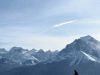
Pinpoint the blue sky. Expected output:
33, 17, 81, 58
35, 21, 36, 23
0, 0, 100, 51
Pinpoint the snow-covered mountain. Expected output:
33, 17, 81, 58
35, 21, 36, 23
1, 35, 100, 75
58, 35, 100, 65
0, 47, 58, 66
5, 47, 39, 65
0, 35, 100, 66
29, 49, 58, 63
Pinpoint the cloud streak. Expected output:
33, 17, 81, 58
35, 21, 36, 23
53, 20, 77, 28
39, 20, 77, 34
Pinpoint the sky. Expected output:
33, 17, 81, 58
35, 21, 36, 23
0, 0, 100, 51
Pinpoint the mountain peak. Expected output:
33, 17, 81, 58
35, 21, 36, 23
78, 35, 99, 44
59, 35, 100, 58
80, 35, 94, 41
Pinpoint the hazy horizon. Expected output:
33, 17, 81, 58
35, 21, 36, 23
0, 0, 100, 51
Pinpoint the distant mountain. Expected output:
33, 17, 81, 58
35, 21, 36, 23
29, 49, 58, 63
0, 47, 58, 66
0, 48, 7, 59
1, 35, 100, 75
5, 47, 39, 65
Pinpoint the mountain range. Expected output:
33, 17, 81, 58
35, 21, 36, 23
0, 35, 100, 75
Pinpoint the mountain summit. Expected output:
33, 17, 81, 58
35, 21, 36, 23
60, 35, 100, 54
58, 35, 100, 65
79, 35, 99, 43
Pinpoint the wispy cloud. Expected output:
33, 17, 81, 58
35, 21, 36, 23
53, 20, 77, 28
38, 20, 77, 34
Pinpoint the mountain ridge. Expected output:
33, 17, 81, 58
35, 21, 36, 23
0, 35, 100, 75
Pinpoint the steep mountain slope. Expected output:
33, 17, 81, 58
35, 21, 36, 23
58, 35, 100, 65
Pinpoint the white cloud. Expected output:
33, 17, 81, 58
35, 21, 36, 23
53, 20, 77, 28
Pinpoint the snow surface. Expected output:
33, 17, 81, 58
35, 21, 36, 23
81, 51, 97, 62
